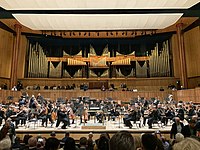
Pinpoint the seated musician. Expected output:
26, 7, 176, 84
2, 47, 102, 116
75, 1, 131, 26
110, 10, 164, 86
56, 104, 70, 129
123, 105, 141, 128
165, 107, 175, 125
66, 103, 75, 124
147, 105, 160, 129
5, 106, 15, 120
0, 105, 6, 126
177, 104, 185, 121
157, 104, 166, 125
16, 105, 27, 127
108, 104, 120, 121
37, 104, 47, 127
187, 105, 196, 120
143, 108, 151, 126
96, 110, 104, 123
45, 102, 55, 127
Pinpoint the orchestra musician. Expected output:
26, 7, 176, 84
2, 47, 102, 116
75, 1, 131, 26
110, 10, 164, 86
123, 104, 141, 128
77, 101, 84, 124
56, 104, 70, 129
147, 105, 160, 129
0, 105, 6, 126
38, 104, 48, 127
66, 103, 75, 124
83, 103, 89, 123
45, 102, 55, 127
28, 95, 39, 119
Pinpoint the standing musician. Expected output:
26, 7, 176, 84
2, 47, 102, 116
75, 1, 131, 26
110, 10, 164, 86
56, 104, 70, 129
77, 101, 84, 124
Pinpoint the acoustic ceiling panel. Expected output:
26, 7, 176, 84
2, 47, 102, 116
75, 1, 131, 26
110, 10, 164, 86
13, 14, 183, 30
0, 0, 199, 10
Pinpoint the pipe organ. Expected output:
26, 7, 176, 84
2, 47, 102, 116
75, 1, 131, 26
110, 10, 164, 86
26, 38, 172, 78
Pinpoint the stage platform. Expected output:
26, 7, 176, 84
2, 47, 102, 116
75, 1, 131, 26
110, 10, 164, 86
13, 119, 172, 141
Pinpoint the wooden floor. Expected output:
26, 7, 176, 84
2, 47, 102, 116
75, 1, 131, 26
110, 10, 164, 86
11, 118, 172, 140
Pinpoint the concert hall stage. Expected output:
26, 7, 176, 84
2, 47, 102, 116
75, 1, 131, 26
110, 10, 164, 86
15, 119, 172, 140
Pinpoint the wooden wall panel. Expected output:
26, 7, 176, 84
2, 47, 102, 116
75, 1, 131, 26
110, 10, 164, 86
188, 76, 200, 89
184, 26, 200, 78
1, 88, 200, 104
0, 28, 14, 78
19, 77, 178, 91
176, 89, 196, 103
171, 34, 180, 78
17, 35, 28, 78
0, 77, 10, 88
0, 90, 172, 103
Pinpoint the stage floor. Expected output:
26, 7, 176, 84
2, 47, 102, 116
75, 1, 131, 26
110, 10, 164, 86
11, 118, 172, 140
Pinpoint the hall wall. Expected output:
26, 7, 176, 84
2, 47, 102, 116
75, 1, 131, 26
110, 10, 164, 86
0, 28, 14, 79
184, 26, 200, 88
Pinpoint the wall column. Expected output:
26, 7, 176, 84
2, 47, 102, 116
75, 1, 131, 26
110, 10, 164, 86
176, 23, 188, 88
10, 24, 21, 88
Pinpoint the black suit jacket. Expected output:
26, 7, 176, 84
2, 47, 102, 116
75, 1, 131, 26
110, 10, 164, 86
170, 122, 184, 139
181, 125, 196, 138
